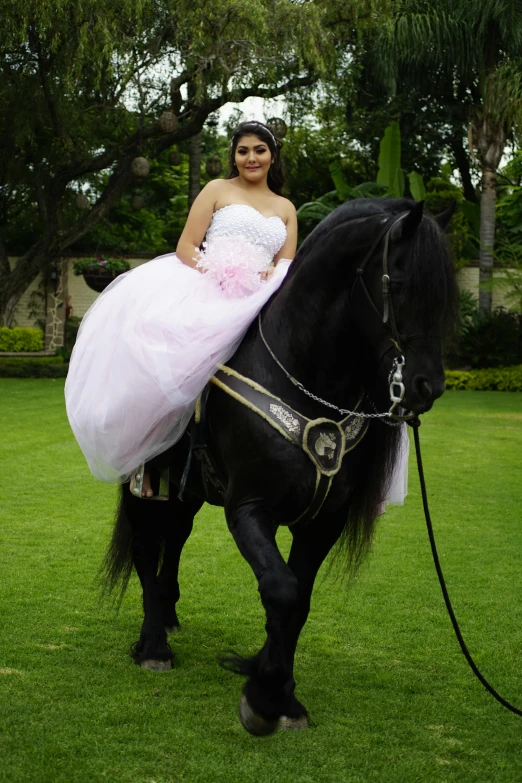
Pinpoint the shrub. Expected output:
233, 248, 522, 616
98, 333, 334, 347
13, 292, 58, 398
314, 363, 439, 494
64, 315, 82, 356
445, 365, 522, 392
0, 356, 67, 378
0, 327, 44, 352
454, 301, 522, 368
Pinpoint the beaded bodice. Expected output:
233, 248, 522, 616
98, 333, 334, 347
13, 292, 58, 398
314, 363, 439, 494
205, 204, 287, 265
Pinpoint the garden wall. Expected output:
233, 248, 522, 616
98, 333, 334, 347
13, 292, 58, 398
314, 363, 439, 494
10, 255, 154, 329
456, 262, 512, 310
6, 257, 517, 346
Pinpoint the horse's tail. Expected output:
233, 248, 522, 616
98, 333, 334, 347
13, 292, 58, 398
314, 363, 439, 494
100, 488, 134, 599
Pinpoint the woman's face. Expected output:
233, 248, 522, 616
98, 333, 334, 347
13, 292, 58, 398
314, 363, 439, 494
234, 134, 272, 183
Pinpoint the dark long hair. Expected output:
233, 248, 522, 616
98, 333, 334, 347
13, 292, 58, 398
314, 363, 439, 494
226, 120, 286, 195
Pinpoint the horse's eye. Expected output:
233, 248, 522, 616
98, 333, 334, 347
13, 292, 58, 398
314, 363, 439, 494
390, 277, 404, 292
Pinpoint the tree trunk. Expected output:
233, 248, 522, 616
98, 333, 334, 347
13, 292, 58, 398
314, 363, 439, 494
0, 248, 43, 327
478, 168, 497, 312
1, 294, 21, 328
474, 112, 506, 313
450, 136, 478, 203
188, 131, 202, 209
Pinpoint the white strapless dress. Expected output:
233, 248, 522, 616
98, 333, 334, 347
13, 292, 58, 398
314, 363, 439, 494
65, 205, 291, 483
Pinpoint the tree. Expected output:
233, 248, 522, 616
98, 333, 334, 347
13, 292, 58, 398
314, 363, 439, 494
0, 0, 330, 325
375, 0, 522, 310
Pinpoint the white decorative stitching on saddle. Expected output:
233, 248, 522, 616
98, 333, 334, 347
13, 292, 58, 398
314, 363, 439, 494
269, 404, 301, 435
314, 432, 337, 460
344, 417, 364, 441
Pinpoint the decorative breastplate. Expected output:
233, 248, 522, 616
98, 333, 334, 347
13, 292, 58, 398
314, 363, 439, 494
211, 366, 369, 523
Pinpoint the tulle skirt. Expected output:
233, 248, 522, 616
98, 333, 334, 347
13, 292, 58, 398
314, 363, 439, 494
65, 253, 291, 483
375, 424, 409, 514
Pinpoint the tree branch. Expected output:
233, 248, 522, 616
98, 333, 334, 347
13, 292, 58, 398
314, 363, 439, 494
0, 230, 10, 280
219, 73, 316, 108
29, 27, 67, 144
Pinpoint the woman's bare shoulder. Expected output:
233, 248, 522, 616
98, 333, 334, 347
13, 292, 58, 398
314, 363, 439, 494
275, 196, 297, 222
203, 179, 231, 195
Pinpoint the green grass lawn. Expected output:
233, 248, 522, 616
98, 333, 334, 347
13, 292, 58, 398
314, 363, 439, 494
1, 380, 521, 783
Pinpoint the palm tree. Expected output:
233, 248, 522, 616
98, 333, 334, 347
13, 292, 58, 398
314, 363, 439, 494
376, 0, 522, 310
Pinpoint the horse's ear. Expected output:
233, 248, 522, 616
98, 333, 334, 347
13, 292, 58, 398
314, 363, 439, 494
391, 201, 424, 242
434, 201, 457, 231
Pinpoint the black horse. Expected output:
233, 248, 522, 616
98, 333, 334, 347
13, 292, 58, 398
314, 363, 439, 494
103, 198, 458, 736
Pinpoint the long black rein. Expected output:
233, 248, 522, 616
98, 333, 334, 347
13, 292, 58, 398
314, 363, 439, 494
411, 417, 522, 718
357, 214, 522, 717
264, 210, 522, 718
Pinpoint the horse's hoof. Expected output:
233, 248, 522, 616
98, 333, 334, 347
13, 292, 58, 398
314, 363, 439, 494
239, 694, 278, 737
140, 659, 172, 672
164, 625, 179, 635
278, 714, 308, 730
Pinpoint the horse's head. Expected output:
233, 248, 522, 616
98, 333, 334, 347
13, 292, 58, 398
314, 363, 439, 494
267, 198, 458, 419
348, 200, 458, 415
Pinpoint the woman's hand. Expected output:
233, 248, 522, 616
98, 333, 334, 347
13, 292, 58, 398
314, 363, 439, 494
260, 267, 275, 282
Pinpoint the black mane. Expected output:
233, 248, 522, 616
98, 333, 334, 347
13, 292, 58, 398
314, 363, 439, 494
288, 198, 458, 336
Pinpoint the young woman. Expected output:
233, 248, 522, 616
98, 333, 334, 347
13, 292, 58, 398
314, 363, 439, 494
65, 121, 297, 495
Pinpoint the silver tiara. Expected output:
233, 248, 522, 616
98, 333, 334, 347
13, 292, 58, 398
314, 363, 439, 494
233, 122, 277, 146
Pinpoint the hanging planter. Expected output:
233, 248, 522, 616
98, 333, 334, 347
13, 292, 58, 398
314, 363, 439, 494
75, 194, 90, 210
168, 149, 181, 166
72, 256, 131, 293
267, 117, 287, 139
158, 111, 178, 134
130, 194, 145, 211
131, 156, 150, 178
205, 156, 223, 177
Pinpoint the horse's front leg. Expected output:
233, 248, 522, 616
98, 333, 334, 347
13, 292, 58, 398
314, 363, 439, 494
227, 505, 347, 735
224, 500, 303, 735
279, 511, 347, 724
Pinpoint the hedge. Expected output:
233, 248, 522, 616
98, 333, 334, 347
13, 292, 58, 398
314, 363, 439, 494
445, 365, 522, 392
0, 327, 44, 352
0, 356, 67, 378
1, 356, 521, 388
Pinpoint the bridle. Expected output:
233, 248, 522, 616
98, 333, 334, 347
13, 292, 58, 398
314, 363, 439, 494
351, 211, 407, 355
259, 210, 419, 422
349, 210, 415, 420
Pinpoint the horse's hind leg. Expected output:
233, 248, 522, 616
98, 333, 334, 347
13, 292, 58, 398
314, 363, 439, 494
122, 489, 202, 670
156, 496, 201, 633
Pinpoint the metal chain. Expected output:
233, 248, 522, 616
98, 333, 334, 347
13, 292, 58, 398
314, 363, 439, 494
292, 380, 394, 419
258, 314, 404, 422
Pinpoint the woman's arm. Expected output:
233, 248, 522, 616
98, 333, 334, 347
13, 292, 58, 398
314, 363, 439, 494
273, 202, 298, 265
175, 181, 222, 267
